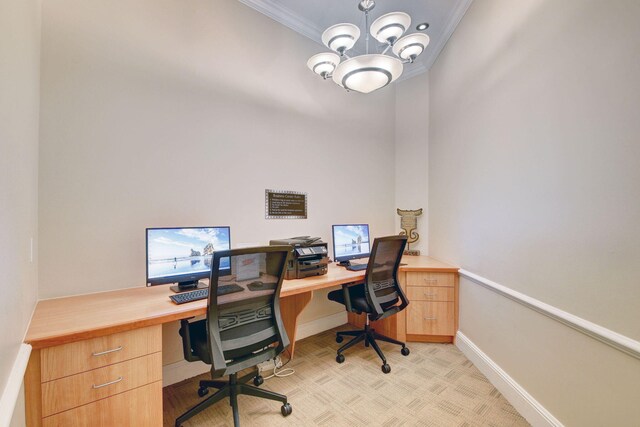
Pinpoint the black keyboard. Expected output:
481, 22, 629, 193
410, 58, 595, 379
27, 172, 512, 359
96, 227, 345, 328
169, 284, 244, 305
346, 263, 367, 271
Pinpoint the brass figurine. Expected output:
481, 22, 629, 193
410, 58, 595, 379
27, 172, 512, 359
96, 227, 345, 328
397, 208, 423, 255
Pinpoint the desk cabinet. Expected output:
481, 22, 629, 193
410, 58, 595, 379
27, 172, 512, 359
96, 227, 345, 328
26, 325, 163, 427
348, 270, 459, 343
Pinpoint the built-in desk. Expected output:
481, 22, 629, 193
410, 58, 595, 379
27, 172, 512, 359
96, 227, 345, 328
24, 256, 458, 426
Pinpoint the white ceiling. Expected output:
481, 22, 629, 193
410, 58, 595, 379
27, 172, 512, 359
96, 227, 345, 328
238, 0, 473, 80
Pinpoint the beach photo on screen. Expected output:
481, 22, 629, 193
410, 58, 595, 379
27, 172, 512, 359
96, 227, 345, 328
147, 228, 230, 279
334, 225, 370, 257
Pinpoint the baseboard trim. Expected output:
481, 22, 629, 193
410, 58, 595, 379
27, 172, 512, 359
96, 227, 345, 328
163, 360, 210, 387
296, 311, 347, 341
162, 312, 348, 386
456, 332, 563, 427
459, 269, 640, 361
0, 343, 32, 427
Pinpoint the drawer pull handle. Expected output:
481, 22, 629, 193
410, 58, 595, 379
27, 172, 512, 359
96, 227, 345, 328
423, 316, 437, 321
92, 376, 123, 389
423, 279, 438, 284
423, 292, 437, 297
92, 346, 123, 357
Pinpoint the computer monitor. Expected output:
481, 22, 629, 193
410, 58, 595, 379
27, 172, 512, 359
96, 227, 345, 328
332, 224, 371, 266
146, 226, 231, 292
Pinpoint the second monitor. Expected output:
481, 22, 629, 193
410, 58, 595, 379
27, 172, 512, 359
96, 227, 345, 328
332, 224, 371, 267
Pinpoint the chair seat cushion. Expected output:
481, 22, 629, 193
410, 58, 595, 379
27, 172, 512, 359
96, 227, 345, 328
328, 284, 400, 314
328, 284, 371, 313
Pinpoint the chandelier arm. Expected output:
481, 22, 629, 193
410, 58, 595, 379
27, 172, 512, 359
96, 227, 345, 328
381, 43, 392, 55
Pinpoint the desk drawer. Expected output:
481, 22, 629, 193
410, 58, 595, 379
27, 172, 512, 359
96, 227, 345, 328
42, 381, 162, 427
406, 301, 455, 336
42, 352, 162, 417
406, 272, 455, 288
406, 286, 454, 302
41, 325, 161, 382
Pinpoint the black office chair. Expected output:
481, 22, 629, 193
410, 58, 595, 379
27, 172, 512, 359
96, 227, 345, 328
328, 235, 410, 373
175, 246, 293, 427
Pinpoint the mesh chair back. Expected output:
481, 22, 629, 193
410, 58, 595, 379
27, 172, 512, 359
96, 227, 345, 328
206, 246, 290, 376
364, 236, 408, 319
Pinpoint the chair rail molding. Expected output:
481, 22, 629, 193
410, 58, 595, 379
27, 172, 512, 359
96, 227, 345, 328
459, 269, 640, 360
0, 344, 32, 427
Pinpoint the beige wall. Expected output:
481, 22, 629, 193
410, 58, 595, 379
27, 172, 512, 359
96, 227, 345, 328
38, 0, 396, 363
429, 0, 640, 425
0, 0, 40, 419
395, 73, 429, 253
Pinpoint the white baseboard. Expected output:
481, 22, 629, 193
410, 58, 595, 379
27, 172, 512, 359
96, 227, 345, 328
296, 311, 347, 341
455, 332, 563, 427
162, 312, 348, 387
163, 360, 210, 387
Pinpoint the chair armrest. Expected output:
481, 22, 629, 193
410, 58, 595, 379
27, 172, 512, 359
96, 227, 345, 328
179, 318, 200, 362
395, 276, 410, 311
341, 281, 362, 313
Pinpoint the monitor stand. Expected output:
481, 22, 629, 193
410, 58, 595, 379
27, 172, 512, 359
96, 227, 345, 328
337, 260, 351, 267
170, 280, 208, 294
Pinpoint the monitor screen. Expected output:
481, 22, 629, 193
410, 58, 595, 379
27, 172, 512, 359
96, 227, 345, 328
332, 224, 371, 262
146, 226, 231, 285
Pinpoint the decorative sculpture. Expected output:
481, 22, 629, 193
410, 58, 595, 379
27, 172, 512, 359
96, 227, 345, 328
397, 208, 423, 255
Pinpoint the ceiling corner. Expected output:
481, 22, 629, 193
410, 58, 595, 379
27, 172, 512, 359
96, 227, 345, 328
237, 0, 324, 42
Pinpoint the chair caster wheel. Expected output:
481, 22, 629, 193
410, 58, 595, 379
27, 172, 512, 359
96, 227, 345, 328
336, 354, 345, 364
253, 375, 264, 386
381, 363, 391, 374
197, 386, 209, 397
281, 403, 293, 416
401, 347, 410, 356
336, 335, 344, 343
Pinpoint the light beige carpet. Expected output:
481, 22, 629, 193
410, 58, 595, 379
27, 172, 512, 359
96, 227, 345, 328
163, 326, 530, 426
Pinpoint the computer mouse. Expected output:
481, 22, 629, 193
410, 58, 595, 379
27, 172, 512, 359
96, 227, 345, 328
248, 281, 277, 291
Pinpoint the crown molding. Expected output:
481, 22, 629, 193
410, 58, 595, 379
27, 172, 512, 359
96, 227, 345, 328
398, 62, 429, 82
237, 0, 323, 42
423, 0, 473, 70
238, 0, 474, 78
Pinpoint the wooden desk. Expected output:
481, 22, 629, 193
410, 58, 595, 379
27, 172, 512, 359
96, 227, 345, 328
24, 256, 457, 426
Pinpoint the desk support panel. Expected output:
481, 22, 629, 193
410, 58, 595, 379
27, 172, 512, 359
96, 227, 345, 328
280, 292, 313, 359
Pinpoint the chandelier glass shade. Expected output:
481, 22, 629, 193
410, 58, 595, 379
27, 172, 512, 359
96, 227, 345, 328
307, 52, 341, 78
392, 33, 430, 62
321, 23, 361, 54
332, 54, 403, 93
307, 0, 430, 94
370, 12, 411, 45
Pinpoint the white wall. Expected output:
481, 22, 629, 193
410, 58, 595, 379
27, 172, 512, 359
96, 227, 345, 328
395, 73, 429, 253
38, 0, 396, 364
0, 0, 40, 422
429, 0, 640, 425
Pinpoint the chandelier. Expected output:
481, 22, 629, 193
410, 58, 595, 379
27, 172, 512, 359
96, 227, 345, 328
307, 0, 430, 94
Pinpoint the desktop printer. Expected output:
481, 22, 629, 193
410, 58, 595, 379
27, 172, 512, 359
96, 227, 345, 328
269, 236, 329, 280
